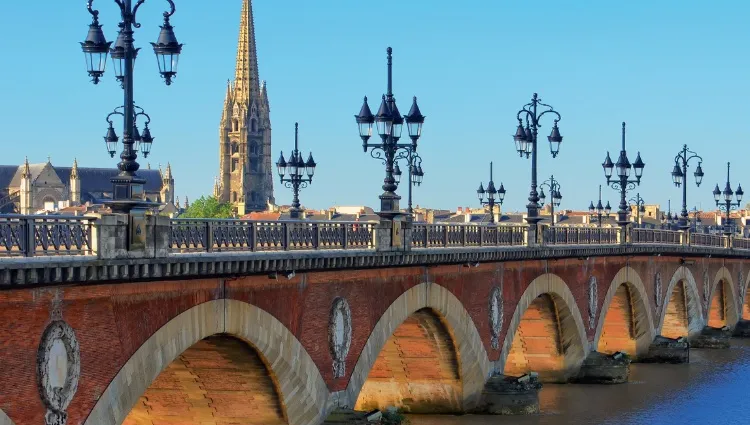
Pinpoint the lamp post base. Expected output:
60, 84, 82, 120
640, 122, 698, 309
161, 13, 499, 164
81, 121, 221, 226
108, 174, 159, 214
376, 192, 403, 220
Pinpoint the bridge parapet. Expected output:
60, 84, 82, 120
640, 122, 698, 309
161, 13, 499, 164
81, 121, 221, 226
4, 215, 750, 287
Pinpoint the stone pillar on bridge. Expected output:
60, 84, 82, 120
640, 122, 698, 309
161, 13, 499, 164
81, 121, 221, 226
374, 216, 413, 252
91, 213, 171, 260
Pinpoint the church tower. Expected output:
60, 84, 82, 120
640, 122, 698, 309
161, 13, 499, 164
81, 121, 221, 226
70, 158, 81, 206
219, 0, 274, 215
20, 158, 32, 215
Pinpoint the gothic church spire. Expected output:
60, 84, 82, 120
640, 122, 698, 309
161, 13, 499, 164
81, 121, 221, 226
233, 0, 260, 106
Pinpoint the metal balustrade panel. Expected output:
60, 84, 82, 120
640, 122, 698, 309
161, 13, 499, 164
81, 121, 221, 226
0, 215, 93, 257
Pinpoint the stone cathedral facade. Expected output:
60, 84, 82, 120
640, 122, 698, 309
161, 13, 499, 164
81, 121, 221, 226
215, 0, 274, 215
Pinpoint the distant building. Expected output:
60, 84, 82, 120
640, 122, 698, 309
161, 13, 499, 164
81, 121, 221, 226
216, 0, 274, 215
0, 158, 175, 214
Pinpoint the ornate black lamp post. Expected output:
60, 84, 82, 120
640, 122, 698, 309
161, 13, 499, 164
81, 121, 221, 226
689, 206, 702, 231
81, 0, 182, 212
713, 162, 743, 236
477, 162, 506, 224
539, 175, 562, 226
671, 144, 704, 230
355, 47, 425, 220
602, 122, 645, 228
589, 185, 611, 227
629, 192, 646, 226
512, 93, 563, 226
276, 123, 316, 219
394, 152, 424, 215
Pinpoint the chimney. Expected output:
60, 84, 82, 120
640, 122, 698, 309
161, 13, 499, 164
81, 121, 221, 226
326, 207, 336, 220
465, 213, 472, 223
457, 207, 463, 214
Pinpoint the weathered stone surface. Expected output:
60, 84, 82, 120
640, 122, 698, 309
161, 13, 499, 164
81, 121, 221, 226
639, 336, 689, 364
472, 373, 542, 415
691, 326, 732, 349
733, 320, 750, 337
572, 351, 631, 384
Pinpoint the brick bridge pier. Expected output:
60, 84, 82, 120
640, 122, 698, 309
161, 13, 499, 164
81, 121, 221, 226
1, 214, 750, 424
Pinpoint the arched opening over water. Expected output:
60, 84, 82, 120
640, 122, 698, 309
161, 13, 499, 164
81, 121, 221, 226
123, 335, 287, 425
662, 279, 701, 339
503, 292, 586, 383
597, 283, 652, 357
354, 308, 463, 414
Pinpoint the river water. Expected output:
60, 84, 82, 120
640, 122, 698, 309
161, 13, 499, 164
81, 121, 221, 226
409, 338, 750, 425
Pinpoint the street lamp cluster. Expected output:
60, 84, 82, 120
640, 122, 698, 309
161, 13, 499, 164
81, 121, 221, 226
713, 162, 744, 235
629, 193, 646, 225
513, 93, 563, 226
81, 0, 182, 212
276, 123, 317, 219
477, 162, 506, 223
671, 144, 704, 230
589, 185, 612, 227
602, 122, 645, 228
539, 175, 562, 224
355, 47, 425, 220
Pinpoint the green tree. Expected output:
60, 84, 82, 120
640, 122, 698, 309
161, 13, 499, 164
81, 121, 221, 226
180, 196, 234, 218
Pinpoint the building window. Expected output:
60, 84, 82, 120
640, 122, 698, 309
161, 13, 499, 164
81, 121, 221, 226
231, 142, 239, 155
249, 141, 259, 155
233, 119, 239, 132
231, 158, 239, 172
251, 191, 259, 203
232, 192, 237, 202
250, 158, 259, 173
251, 119, 257, 133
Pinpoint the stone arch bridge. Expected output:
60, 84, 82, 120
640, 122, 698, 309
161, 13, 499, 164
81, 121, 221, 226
1, 216, 750, 424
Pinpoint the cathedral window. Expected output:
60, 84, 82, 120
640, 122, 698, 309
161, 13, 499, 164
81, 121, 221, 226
232, 192, 237, 202
250, 158, 259, 173
249, 142, 259, 155
251, 119, 257, 133
251, 191, 259, 203
231, 142, 239, 155
231, 158, 239, 172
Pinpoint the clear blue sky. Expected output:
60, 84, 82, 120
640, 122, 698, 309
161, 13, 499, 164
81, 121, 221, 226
1, 1, 749, 213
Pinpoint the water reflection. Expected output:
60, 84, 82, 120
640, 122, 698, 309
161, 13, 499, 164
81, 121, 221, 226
409, 339, 750, 425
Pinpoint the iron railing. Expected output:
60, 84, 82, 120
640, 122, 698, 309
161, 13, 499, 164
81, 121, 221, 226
6, 214, 750, 258
733, 237, 750, 250
170, 219, 376, 253
543, 226, 619, 245
630, 228, 682, 245
411, 224, 527, 248
690, 233, 726, 248
0, 215, 94, 257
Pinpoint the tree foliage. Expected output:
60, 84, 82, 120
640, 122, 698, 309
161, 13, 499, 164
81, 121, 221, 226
180, 196, 233, 219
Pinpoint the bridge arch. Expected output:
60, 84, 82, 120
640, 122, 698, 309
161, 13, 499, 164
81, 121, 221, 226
0, 410, 15, 425
84, 299, 329, 425
707, 267, 739, 328
658, 266, 704, 338
345, 282, 490, 412
593, 267, 655, 358
499, 273, 588, 383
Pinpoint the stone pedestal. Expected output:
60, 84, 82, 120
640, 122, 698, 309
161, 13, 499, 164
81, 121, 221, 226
572, 351, 631, 384
733, 320, 750, 337
92, 213, 171, 260
639, 336, 689, 363
472, 373, 542, 415
691, 326, 732, 349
